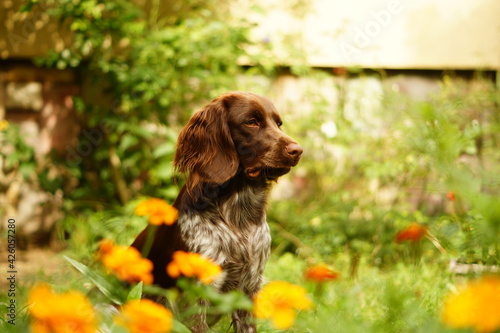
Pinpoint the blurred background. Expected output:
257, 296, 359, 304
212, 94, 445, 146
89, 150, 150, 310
0, 0, 499, 331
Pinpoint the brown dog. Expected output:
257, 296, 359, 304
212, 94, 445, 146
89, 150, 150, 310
132, 91, 303, 332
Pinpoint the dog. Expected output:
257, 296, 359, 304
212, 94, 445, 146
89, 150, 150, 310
131, 91, 303, 332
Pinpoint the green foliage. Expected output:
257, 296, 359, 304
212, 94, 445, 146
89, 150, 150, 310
0, 123, 37, 182
268, 261, 455, 333
65, 256, 129, 304
25, 0, 273, 209
58, 255, 252, 332
58, 199, 148, 261
268, 72, 500, 274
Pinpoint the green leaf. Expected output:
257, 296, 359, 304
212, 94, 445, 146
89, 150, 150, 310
38, 170, 64, 194
19, 3, 34, 13
153, 142, 175, 158
156, 186, 179, 201
64, 256, 125, 305
119, 134, 139, 152
172, 319, 192, 333
142, 284, 170, 297
127, 281, 143, 301
130, 125, 154, 139
5, 152, 20, 169
152, 160, 174, 180
73, 96, 86, 112
19, 162, 35, 180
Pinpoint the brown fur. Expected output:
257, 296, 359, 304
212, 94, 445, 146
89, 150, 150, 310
131, 91, 302, 333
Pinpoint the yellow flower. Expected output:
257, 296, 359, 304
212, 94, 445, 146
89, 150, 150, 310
0, 119, 8, 131
254, 281, 313, 330
441, 275, 500, 333
135, 198, 178, 225
28, 283, 97, 333
115, 299, 173, 333
99, 240, 154, 285
166, 251, 222, 284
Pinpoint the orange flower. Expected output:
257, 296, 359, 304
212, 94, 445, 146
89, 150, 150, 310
395, 223, 427, 243
99, 239, 115, 255
99, 240, 154, 285
166, 251, 222, 284
115, 299, 173, 333
441, 275, 500, 333
304, 264, 339, 282
28, 283, 97, 333
447, 191, 456, 201
135, 198, 178, 225
254, 281, 313, 330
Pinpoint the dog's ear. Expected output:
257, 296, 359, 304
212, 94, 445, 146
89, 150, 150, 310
174, 95, 238, 192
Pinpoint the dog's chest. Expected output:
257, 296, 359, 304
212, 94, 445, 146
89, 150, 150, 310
179, 190, 271, 293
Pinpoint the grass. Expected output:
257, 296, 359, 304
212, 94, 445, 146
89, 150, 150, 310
0, 235, 475, 333
260, 253, 458, 333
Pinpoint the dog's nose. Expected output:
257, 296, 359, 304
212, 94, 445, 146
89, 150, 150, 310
285, 142, 303, 157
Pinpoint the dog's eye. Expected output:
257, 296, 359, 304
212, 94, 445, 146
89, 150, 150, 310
277, 121, 283, 127
246, 119, 259, 127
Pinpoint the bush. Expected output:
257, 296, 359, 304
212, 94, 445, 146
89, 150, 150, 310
23, 0, 274, 209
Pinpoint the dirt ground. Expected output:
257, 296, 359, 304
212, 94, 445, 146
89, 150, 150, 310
1, 247, 65, 290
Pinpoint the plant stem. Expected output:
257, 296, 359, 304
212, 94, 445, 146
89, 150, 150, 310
141, 225, 158, 258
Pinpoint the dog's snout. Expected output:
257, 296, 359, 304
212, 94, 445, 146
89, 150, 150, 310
285, 142, 303, 157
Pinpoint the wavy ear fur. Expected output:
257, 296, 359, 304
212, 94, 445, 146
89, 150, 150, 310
174, 96, 238, 192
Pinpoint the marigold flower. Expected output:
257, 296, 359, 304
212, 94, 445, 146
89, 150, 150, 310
115, 299, 173, 333
441, 275, 500, 333
254, 281, 313, 329
99, 240, 154, 285
135, 198, 178, 225
304, 264, 339, 282
166, 251, 222, 284
395, 223, 427, 243
28, 283, 97, 333
447, 191, 456, 201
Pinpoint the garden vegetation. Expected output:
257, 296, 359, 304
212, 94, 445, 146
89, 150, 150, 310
1, 0, 499, 332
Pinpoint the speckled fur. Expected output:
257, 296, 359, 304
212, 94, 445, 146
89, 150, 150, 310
180, 178, 272, 296
132, 92, 302, 333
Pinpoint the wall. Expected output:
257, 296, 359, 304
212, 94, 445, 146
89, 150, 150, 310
242, 0, 500, 69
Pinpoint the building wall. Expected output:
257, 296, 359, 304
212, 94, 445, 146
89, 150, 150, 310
0, 64, 78, 246
244, 0, 500, 69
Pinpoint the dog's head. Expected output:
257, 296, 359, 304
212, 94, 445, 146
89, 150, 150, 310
174, 91, 302, 192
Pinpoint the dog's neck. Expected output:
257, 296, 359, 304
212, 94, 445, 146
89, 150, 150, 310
175, 171, 271, 226
218, 175, 270, 227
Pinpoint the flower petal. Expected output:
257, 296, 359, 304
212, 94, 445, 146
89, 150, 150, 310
271, 307, 296, 330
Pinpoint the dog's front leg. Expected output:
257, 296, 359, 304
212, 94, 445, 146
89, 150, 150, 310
191, 316, 209, 333
232, 309, 257, 333
188, 299, 210, 333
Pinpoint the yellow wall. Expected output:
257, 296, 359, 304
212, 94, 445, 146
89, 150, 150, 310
243, 0, 500, 69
